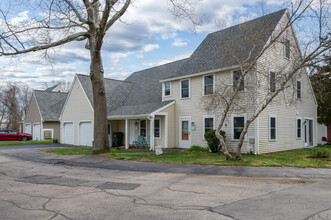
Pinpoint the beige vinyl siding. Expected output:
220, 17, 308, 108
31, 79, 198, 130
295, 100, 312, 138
43, 122, 60, 140
256, 14, 317, 153
164, 70, 255, 152
60, 76, 94, 145
24, 95, 42, 136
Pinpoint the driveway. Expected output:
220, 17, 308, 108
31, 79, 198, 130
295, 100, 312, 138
0, 144, 330, 219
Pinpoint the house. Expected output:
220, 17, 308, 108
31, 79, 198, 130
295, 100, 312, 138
58, 9, 317, 153
45, 84, 64, 93
24, 90, 67, 140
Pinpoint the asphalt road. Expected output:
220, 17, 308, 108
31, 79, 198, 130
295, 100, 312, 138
0, 144, 330, 220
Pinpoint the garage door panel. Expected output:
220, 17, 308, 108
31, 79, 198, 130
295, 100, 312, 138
63, 123, 74, 145
79, 122, 93, 146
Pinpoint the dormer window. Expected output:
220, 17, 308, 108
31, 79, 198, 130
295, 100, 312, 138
164, 82, 171, 97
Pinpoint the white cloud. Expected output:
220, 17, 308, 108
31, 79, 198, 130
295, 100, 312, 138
142, 51, 191, 67
172, 38, 187, 47
109, 52, 131, 65
136, 54, 144, 59
142, 44, 160, 53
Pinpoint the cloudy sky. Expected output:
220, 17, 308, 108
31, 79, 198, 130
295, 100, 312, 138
0, 0, 283, 90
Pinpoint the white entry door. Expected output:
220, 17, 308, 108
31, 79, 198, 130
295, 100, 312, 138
179, 117, 191, 148
129, 120, 136, 145
25, 124, 31, 135
63, 122, 74, 145
79, 122, 93, 146
33, 123, 41, 140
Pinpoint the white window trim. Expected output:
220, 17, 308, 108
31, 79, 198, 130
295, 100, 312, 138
269, 114, 277, 141
139, 120, 147, 137
296, 79, 302, 99
296, 117, 302, 140
163, 82, 172, 98
231, 114, 247, 141
43, 128, 54, 139
154, 118, 161, 139
232, 70, 246, 92
180, 78, 191, 99
269, 70, 277, 93
202, 74, 215, 96
203, 115, 215, 139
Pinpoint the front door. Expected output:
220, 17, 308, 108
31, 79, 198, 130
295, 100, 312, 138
304, 119, 314, 147
179, 117, 191, 148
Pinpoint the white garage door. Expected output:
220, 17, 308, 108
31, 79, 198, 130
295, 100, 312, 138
79, 122, 93, 146
33, 123, 41, 140
63, 122, 74, 145
25, 124, 31, 135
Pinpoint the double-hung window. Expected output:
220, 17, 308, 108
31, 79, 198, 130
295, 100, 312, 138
233, 70, 244, 91
232, 115, 245, 140
204, 116, 214, 134
164, 82, 171, 97
296, 80, 301, 99
269, 71, 276, 93
140, 120, 146, 137
154, 119, 161, 138
181, 79, 190, 98
204, 75, 214, 95
269, 115, 277, 141
296, 118, 302, 139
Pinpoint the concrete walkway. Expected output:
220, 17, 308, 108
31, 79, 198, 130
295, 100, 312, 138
1, 144, 331, 179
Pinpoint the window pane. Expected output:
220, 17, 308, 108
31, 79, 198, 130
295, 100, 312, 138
204, 118, 214, 133
182, 121, 189, 140
233, 116, 244, 140
154, 119, 160, 138
270, 117, 276, 140
164, 83, 171, 96
204, 75, 214, 95
233, 70, 244, 91
297, 81, 301, 99
297, 119, 301, 138
285, 39, 290, 59
270, 72, 276, 93
181, 80, 189, 98
140, 120, 146, 137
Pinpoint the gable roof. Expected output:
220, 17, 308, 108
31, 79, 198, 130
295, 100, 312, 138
166, 9, 286, 79
45, 85, 59, 91
34, 90, 68, 121
77, 74, 133, 115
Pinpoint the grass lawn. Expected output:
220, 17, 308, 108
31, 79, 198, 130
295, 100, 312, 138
41, 148, 150, 155
41, 145, 331, 168
0, 140, 53, 146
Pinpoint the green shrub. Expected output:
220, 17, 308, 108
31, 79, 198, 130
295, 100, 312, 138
204, 130, 226, 153
310, 148, 330, 158
189, 145, 208, 152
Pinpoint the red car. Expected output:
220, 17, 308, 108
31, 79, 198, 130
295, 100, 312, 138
0, 130, 32, 141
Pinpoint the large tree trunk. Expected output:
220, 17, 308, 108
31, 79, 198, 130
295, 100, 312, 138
90, 50, 110, 154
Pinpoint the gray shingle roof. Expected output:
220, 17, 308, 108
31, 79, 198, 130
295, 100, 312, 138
167, 9, 286, 78
34, 90, 68, 121
77, 74, 133, 115
45, 85, 59, 91
76, 10, 286, 117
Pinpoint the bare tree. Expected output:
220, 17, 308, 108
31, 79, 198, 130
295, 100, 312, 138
0, 0, 198, 153
203, 0, 330, 160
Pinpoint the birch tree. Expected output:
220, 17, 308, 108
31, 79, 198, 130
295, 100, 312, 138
203, 0, 330, 160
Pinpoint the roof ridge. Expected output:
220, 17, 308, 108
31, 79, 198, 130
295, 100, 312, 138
34, 89, 67, 94
76, 73, 131, 83
130, 58, 189, 75
208, 9, 286, 37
